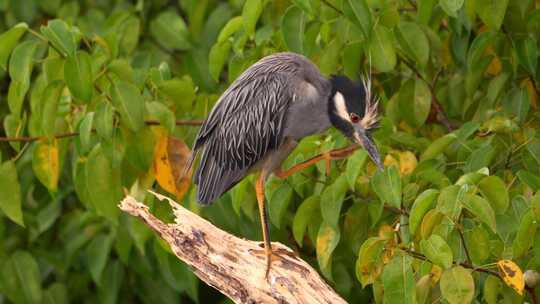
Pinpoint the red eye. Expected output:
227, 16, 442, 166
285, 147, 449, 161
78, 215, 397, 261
350, 113, 360, 123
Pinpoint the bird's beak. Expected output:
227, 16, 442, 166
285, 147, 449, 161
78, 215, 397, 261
353, 127, 383, 171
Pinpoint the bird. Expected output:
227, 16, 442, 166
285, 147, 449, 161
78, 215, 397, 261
188, 52, 383, 277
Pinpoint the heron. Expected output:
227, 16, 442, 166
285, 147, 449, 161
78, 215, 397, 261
188, 52, 383, 277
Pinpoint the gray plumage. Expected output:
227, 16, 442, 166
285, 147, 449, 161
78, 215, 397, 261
191, 52, 333, 204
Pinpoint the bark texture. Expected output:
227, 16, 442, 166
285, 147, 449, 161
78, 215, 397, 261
118, 191, 347, 304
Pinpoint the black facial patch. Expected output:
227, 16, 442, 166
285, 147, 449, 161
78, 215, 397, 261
329, 75, 367, 117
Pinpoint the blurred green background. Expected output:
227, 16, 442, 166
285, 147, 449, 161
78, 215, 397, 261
0, 0, 540, 303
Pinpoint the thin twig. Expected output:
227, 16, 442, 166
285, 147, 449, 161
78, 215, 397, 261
457, 225, 473, 265
27, 28, 66, 57
319, 0, 343, 14
401, 57, 454, 131
401, 247, 501, 279
527, 286, 538, 304
0, 120, 204, 142
405, 0, 417, 9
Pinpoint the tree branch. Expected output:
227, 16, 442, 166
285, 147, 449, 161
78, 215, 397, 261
118, 192, 347, 304
401, 247, 501, 279
0, 120, 204, 142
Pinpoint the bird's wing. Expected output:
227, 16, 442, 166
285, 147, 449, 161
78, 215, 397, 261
193, 72, 296, 204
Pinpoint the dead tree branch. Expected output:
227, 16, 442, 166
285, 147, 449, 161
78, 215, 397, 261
118, 191, 347, 304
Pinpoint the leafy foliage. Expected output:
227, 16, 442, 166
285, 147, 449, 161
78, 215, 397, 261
0, 0, 539, 303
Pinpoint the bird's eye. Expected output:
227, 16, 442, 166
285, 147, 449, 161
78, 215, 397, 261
350, 113, 360, 123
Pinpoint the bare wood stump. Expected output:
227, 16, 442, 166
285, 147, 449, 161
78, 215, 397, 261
118, 191, 347, 304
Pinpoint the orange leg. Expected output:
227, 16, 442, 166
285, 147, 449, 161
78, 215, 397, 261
256, 170, 273, 278
275, 145, 359, 179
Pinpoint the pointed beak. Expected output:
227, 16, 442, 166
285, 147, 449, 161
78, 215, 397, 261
353, 127, 383, 171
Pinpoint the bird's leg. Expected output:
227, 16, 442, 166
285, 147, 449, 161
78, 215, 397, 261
256, 170, 273, 278
274, 145, 359, 179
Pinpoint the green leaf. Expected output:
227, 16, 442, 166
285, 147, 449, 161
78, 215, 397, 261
217, 16, 244, 43
415, 274, 431, 304
8, 40, 38, 116
79, 112, 94, 153
293, 195, 320, 246
150, 11, 191, 51
97, 261, 125, 304
398, 78, 432, 127
439, 0, 464, 17
344, 202, 369, 252
209, 41, 231, 81
356, 237, 385, 287
475, 0, 509, 30
146, 102, 175, 133
0, 251, 42, 304
368, 25, 396, 72
268, 183, 294, 229
346, 0, 373, 39
467, 32, 497, 69
455, 171, 488, 186
394, 22, 430, 66
0, 161, 24, 226
157, 77, 196, 112
42, 283, 68, 304
371, 166, 402, 208
440, 266, 475, 304
417, 0, 436, 24
502, 88, 530, 124
85, 233, 115, 285
95, 101, 114, 141
320, 174, 348, 227
242, 0, 263, 36
41, 80, 64, 138
316, 222, 340, 274
436, 185, 463, 221
40, 19, 77, 57
517, 170, 540, 191
465, 225, 490, 265
64, 50, 93, 103
409, 189, 439, 236
512, 210, 537, 258
420, 234, 453, 269
346, 150, 368, 189
319, 38, 342, 75
0, 22, 28, 70
86, 145, 121, 223
420, 133, 457, 161
517, 36, 538, 77
477, 175, 509, 214
463, 195, 496, 232
110, 81, 145, 132
381, 254, 416, 304
292, 0, 313, 15
281, 6, 305, 54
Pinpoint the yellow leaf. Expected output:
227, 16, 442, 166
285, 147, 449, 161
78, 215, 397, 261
378, 224, 394, 240
399, 151, 417, 175
153, 132, 192, 201
32, 139, 59, 192
521, 78, 537, 110
486, 56, 502, 76
431, 265, 443, 283
384, 154, 399, 168
497, 259, 525, 295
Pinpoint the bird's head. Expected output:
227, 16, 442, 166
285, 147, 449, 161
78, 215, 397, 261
328, 75, 383, 170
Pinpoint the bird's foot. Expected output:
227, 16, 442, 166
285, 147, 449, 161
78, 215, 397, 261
252, 243, 281, 280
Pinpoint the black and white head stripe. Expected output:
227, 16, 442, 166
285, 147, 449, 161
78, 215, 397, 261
329, 75, 379, 130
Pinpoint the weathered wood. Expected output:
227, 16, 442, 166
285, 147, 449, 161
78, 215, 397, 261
118, 191, 347, 304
